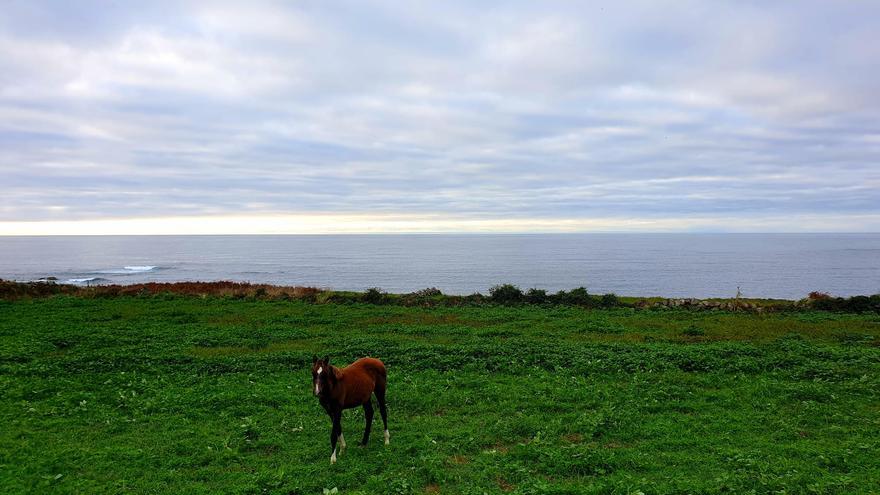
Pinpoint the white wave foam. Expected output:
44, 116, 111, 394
67, 277, 108, 284
123, 265, 157, 272
93, 266, 159, 275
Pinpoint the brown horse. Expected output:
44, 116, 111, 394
312, 355, 389, 463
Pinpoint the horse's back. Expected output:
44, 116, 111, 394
338, 358, 386, 407
348, 357, 386, 382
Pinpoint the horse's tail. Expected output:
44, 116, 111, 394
358, 357, 386, 394
371, 358, 389, 438
372, 358, 387, 389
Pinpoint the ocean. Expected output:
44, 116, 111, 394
1, 234, 878, 299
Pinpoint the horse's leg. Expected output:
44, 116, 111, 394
375, 382, 389, 445
360, 400, 374, 446
336, 407, 347, 451
329, 409, 342, 464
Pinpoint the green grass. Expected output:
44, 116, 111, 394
1, 296, 879, 494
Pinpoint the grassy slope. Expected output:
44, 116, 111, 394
0, 296, 878, 494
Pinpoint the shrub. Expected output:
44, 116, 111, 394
600, 293, 619, 308
402, 287, 444, 307
525, 288, 548, 304
412, 287, 443, 298
845, 295, 875, 313
464, 293, 486, 305
553, 287, 594, 306
489, 284, 524, 305
361, 287, 387, 305
810, 294, 880, 313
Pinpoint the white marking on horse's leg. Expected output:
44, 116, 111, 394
330, 447, 337, 464
339, 433, 346, 449
384, 429, 390, 445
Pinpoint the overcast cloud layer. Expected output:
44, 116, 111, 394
2, 1, 879, 233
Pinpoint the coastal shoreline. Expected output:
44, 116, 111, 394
2, 279, 877, 313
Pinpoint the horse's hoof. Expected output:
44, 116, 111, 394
330, 453, 337, 464
384, 430, 390, 445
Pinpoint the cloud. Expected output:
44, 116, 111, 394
0, 1, 878, 232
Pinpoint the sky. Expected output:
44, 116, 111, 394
1, 1, 879, 234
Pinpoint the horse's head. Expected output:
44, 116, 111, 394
311, 355, 334, 397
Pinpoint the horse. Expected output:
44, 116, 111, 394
311, 355, 389, 464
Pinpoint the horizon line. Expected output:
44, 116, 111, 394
2, 213, 880, 236
2, 231, 878, 237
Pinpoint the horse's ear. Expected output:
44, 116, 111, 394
322, 355, 330, 365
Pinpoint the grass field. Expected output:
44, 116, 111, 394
1, 295, 879, 494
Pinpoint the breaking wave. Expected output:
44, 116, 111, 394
67, 277, 110, 284
123, 265, 157, 272
94, 266, 160, 275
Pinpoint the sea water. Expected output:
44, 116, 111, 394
0, 233, 878, 299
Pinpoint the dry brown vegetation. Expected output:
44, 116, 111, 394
0, 280, 322, 301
